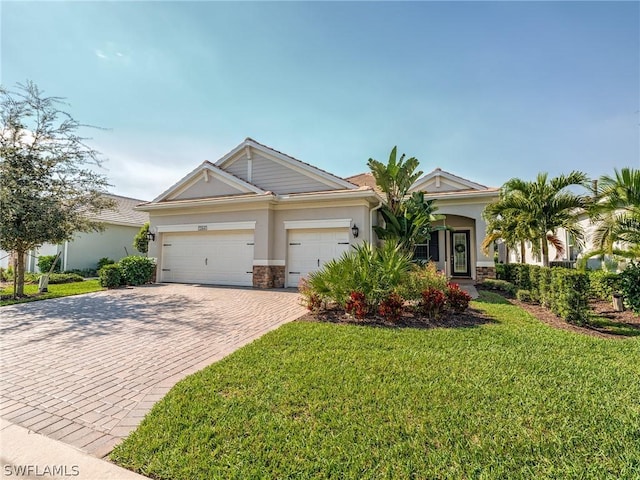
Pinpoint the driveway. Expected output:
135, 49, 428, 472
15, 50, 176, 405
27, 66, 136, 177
0, 284, 305, 457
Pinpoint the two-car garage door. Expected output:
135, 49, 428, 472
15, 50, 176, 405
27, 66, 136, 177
161, 231, 254, 286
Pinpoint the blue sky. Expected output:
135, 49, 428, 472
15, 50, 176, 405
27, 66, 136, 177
2, 1, 638, 200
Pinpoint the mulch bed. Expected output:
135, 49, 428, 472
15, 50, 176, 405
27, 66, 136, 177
301, 293, 639, 340
299, 305, 496, 330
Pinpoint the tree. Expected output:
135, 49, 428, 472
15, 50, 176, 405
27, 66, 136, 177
368, 147, 445, 252
134, 222, 150, 255
367, 146, 423, 215
0, 81, 114, 296
587, 168, 640, 260
482, 172, 590, 267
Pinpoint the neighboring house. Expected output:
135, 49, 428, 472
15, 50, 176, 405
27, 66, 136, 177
139, 138, 500, 287
349, 168, 500, 282
7, 194, 149, 273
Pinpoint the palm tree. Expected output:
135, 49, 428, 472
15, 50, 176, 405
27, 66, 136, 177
587, 167, 640, 260
481, 206, 534, 263
483, 171, 590, 267
367, 146, 422, 216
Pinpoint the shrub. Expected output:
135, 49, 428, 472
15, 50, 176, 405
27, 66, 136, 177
514, 264, 531, 291
0, 267, 7, 282
306, 242, 413, 312
97, 257, 116, 271
620, 262, 640, 314
378, 293, 404, 322
47, 273, 84, 284
550, 269, 589, 325
345, 292, 368, 319
447, 283, 472, 313
396, 262, 448, 302
480, 279, 516, 296
299, 278, 323, 312
588, 270, 622, 301
119, 256, 155, 286
538, 267, 553, 308
516, 289, 533, 303
528, 265, 543, 303
419, 288, 447, 319
495, 263, 506, 280
500, 264, 518, 284
37, 255, 61, 274
64, 268, 98, 278
99, 264, 122, 288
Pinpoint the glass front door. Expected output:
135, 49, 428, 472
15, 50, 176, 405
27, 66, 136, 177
451, 231, 470, 276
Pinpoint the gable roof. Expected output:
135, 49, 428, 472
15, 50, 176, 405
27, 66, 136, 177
217, 138, 358, 191
151, 161, 266, 203
345, 172, 383, 196
411, 168, 492, 193
96, 194, 149, 227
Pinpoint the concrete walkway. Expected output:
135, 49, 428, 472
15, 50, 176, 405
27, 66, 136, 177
1, 284, 306, 459
1, 418, 148, 479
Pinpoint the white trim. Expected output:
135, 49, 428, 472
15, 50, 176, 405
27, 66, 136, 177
253, 259, 285, 266
284, 219, 352, 230
63, 241, 68, 271
412, 168, 489, 192
157, 221, 256, 233
476, 261, 496, 267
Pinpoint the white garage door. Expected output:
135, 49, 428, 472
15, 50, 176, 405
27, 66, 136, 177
287, 228, 351, 287
161, 231, 254, 286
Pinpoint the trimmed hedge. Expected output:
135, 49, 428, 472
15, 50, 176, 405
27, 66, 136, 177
620, 262, 640, 314
37, 255, 61, 274
47, 273, 84, 284
493, 263, 590, 325
481, 279, 516, 296
99, 264, 122, 288
588, 270, 622, 301
119, 256, 155, 286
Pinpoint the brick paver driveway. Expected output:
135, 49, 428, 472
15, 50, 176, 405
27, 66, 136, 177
0, 284, 305, 457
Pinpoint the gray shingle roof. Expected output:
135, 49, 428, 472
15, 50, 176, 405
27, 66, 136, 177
94, 194, 149, 226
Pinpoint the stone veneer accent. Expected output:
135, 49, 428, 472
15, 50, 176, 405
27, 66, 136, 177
476, 266, 496, 282
253, 265, 285, 289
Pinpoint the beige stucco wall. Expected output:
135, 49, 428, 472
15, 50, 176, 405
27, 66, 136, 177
147, 200, 374, 282
64, 225, 143, 271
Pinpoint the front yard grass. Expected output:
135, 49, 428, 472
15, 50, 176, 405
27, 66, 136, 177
0, 280, 103, 306
111, 292, 640, 480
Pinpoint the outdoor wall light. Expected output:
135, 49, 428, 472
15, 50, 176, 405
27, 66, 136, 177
351, 224, 359, 238
146, 231, 156, 242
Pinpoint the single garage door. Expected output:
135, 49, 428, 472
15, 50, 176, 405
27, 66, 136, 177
287, 228, 351, 287
161, 231, 254, 286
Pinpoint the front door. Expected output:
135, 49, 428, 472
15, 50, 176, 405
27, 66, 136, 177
450, 231, 471, 277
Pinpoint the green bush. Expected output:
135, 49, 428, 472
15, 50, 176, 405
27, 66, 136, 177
480, 279, 516, 296
588, 270, 622, 301
516, 289, 533, 303
64, 268, 98, 278
538, 267, 553, 308
305, 242, 413, 312
550, 269, 590, 325
119, 256, 156, 286
528, 265, 543, 303
620, 262, 640, 314
37, 255, 61, 274
395, 262, 448, 302
96, 257, 116, 271
496, 263, 518, 283
99, 264, 122, 288
495, 263, 506, 280
46, 273, 84, 284
514, 264, 531, 291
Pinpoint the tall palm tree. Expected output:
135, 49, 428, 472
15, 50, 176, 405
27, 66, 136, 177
367, 146, 422, 216
483, 171, 589, 267
482, 205, 535, 263
588, 167, 640, 259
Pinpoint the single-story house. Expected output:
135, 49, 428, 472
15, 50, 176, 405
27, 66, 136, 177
0, 194, 149, 273
138, 138, 500, 287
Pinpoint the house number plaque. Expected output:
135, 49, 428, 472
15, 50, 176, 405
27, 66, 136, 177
197, 225, 208, 231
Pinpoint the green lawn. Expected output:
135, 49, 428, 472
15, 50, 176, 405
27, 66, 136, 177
111, 292, 640, 480
0, 280, 103, 306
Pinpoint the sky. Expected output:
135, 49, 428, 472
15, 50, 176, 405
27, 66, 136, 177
1, 1, 639, 201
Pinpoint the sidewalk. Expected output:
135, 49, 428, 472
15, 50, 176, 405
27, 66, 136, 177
1, 418, 148, 480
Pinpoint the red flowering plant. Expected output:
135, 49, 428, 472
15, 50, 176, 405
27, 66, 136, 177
378, 293, 404, 322
446, 282, 472, 313
420, 288, 447, 319
345, 291, 368, 319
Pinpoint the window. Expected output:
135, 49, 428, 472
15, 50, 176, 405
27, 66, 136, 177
414, 234, 439, 262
